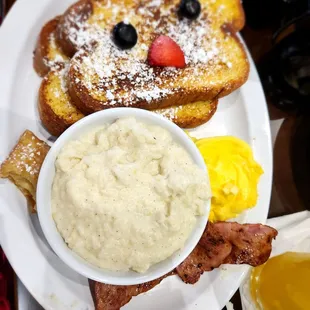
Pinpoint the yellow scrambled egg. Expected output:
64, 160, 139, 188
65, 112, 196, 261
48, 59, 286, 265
192, 136, 264, 222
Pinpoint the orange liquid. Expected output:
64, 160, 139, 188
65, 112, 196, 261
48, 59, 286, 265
250, 252, 310, 310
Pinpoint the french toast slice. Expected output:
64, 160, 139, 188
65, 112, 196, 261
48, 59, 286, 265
34, 0, 245, 135
33, 17, 69, 77
155, 100, 217, 128
65, 0, 249, 113
38, 66, 85, 136
0, 131, 50, 212
35, 15, 219, 135
39, 66, 218, 136
56, 0, 245, 57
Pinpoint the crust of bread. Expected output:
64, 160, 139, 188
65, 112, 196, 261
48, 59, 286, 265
56, 0, 93, 57
39, 68, 218, 135
33, 17, 60, 77
154, 100, 218, 128
33, 17, 69, 77
212, 0, 245, 31
38, 68, 84, 136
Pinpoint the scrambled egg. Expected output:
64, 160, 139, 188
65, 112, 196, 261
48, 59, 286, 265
192, 136, 263, 222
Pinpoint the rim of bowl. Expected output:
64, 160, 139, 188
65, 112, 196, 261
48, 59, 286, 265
37, 107, 211, 285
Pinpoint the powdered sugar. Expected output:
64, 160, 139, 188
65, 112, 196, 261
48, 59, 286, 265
71, 28, 177, 106
134, 87, 171, 103
43, 33, 67, 71
106, 90, 115, 100
49, 32, 58, 51
58, 65, 69, 93
156, 106, 180, 121
66, 21, 104, 51
161, 17, 219, 65
56, 0, 236, 108
5, 133, 48, 176
54, 90, 60, 98
147, 0, 162, 7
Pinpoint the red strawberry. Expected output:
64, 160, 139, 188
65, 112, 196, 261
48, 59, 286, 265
148, 35, 186, 68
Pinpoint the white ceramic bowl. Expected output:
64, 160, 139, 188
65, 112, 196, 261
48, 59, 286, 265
37, 108, 211, 285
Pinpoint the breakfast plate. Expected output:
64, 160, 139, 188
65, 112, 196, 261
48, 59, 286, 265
0, 0, 272, 309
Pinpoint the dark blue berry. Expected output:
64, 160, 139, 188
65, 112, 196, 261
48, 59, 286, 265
179, 0, 201, 20
112, 22, 138, 50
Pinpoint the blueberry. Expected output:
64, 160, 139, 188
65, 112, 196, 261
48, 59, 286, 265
112, 22, 138, 50
179, 0, 201, 20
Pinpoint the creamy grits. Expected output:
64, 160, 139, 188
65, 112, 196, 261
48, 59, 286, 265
52, 117, 211, 272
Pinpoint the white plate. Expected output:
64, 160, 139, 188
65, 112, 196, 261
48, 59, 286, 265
0, 1, 272, 309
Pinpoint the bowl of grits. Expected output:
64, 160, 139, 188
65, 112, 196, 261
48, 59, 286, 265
37, 108, 211, 285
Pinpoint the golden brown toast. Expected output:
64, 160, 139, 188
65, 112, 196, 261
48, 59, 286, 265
64, 0, 249, 113
34, 0, 247, 135
56, 0, 245, 57
38, 66, 84, 136
35, 14, 219, 136
0, 131, 50, 212
39, 65, 218, 136
154, 100, 217, 128
33, 17, 69, 77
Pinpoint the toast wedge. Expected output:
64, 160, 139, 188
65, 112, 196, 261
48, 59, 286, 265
64, 0, 249, 113
0, 131, 50, 212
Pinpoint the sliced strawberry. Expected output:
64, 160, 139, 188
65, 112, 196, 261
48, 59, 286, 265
148, 35, 186, 68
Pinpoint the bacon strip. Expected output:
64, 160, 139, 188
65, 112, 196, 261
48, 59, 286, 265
89, 271, 175, 310
91, 222, 277, 309
176, 222, 278, 284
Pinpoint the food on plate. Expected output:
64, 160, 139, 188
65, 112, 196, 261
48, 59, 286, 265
66, 2, 249, 113
112, 22, 138, 50
193, 136, 264, 222
39, 66, 218, 136
52, 117, 211, 272
0, 0, 275, 307
147, 35, 186, 68
0, 130, 50, 212
38, 66, 84, 136
90, 221, 277, 310
89, 271, 175, 310
33, 17, 69, 77
176, 221, 277, 284
33, 0, 248, 136
178, 0, 202, 20
0, 130, 276, 310
250, 252, 310, 310
154, 100, 218, 128
55, 0, 245, 57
